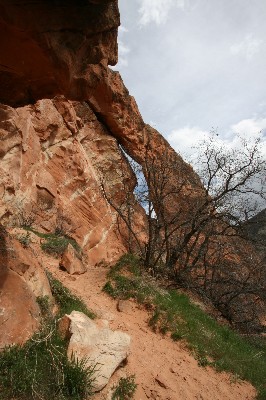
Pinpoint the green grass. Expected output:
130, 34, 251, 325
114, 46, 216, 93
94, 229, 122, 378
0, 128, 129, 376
111, 375, 137, 400
47, 271, 95, 319
103, 255, 266, 399
0, 323, 95, 400
23, 227, 81, 257
0, 273, 96, 399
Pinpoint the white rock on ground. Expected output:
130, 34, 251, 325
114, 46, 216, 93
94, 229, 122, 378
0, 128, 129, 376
59, 311, 131, 392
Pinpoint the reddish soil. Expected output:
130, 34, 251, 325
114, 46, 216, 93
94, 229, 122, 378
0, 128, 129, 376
44, 257, 256, 400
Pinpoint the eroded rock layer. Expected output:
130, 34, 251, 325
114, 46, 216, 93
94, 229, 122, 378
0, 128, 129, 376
0, 0, 264, 349
0, 0, 216, 345
0, 97, 146, 266
0, 0, 119, 106
0, 226, 53, 346
0, 0, 201, 267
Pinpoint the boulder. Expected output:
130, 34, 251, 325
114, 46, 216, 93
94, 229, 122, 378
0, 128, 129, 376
0, 227, 53, 347
60, 243, 86, 275
59, 311, 131, 392
0, 269, 40, 348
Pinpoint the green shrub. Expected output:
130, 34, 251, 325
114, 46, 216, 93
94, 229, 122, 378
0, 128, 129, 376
41, 235, 70, 256
36, 295, 51, 318
17, 231, 31, 248
107, 254, 141, 279
102, 281, 116, 298
111, 375, 137, 400
171, 331, 183, 341
23, 227, 81, 257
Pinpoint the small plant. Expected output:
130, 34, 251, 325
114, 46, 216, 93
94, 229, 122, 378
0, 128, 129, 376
47, 271, 95, 319
36, 295, 51, 319
171, 331, 183, 341
111, 375, 137, 400
63, 353, 96, 399
22, 226, 81, 257
148, 308, 160, 331
195, 353, 210, 368
41, 235, 70, 256
102, 281, 116, 298
17, 231, 31, 248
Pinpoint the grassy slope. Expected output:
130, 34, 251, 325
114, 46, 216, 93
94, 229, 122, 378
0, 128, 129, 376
103, 255, 266, 400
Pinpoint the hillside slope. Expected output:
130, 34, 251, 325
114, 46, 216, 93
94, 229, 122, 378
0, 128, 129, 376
44, 254, 256, 400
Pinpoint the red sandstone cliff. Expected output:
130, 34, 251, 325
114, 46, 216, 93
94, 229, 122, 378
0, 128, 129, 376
0, 0, 264, 346
0, 0, 202, 265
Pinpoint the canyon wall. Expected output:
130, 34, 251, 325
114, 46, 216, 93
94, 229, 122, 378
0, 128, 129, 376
0, 0, 202, 264
0, 0, 177, 342
0, 0, 264, 344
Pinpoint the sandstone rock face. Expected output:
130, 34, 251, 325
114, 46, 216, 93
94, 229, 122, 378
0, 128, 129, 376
60, 243, 86, 275
0, 227, 53, 347
0, 269, 39, 347
0, 97, 146, 267
0, 0, 263, 342
0, 0, 119, 106
0, 0, 203, 260
59, 311, 131, 392
0, 0, 198, 350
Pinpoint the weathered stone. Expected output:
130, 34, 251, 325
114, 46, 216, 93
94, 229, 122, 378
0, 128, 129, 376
0, 269, 40, 347
60, 243, 86, 275
0, 228, 53, 347
62, 311, 131, 392
58, 315, 72, 341
117, 300, 132, 313
0, 0, 119, 106
155, 374, 169, 389
0, 98, 146, 267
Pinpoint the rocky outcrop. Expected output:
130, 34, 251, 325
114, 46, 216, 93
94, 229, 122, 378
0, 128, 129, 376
0, 97, 147, 266
59, 311, 131, 392
0, 0, 202, 199
60, 243, 87, 275
0, 0, 119, 106
0, 0, 203, 250
0, 226, 53, 347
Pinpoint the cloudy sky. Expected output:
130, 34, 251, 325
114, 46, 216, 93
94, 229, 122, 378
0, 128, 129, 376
113, 0, 266, 160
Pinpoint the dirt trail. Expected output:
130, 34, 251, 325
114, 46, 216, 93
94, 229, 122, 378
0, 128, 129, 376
44, 258, 256, 400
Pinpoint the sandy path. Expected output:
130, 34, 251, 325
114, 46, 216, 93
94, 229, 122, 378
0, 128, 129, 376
45, 259, 256, 400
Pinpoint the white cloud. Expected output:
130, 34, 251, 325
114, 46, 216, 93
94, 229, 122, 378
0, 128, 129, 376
111, 26, 130, 69
231, 117, 266, 136
230, 34, 263, 60
167, 126, 209, 160
118, 41, 130, 67
119, 26, 128, 34
230, 117, 266, 158
167, 118, 266, 164
138, 0, 185, 26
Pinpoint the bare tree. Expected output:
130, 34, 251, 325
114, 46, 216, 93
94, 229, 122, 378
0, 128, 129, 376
102, 135, 266, 331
